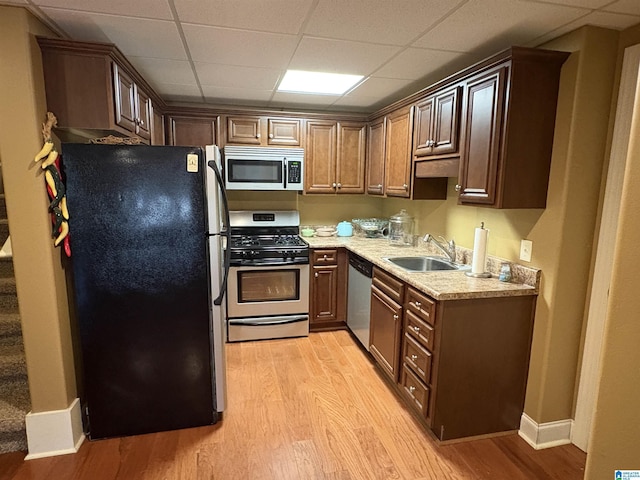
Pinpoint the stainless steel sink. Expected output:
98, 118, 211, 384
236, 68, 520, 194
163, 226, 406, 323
382, 256, 471, 272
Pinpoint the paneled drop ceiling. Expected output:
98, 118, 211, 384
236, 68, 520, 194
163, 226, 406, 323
5, 0, 640, 112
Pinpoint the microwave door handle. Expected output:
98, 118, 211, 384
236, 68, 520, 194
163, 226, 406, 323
208, 159, 231, 306
283, 160, 287, 189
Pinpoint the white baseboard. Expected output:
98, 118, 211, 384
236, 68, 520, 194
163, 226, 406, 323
518, 413, 573, 450
24, 398, 85, 460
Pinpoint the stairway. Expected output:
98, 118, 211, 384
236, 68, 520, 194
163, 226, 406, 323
0, 193, 30, 454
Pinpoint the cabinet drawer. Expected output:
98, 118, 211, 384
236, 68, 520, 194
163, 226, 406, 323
400, 364, 430, 418
402, 333, 432, 384
405, 310, 434, 351
372, 267, 404, 304
405, 287, 436, 326
312, 249, 338, 265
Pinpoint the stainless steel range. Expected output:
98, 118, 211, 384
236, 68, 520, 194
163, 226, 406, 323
226, 210, 309, 342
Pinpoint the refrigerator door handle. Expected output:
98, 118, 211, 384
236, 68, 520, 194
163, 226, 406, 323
208, 160, 231, 306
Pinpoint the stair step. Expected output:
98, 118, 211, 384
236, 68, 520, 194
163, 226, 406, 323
0, 344, 27, 380
0, 314, 22, 347
0, 278, 18, 313
0, 257, 13, 279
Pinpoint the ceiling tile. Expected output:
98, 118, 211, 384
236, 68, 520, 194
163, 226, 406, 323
202, 86, 273, 103
154, 82, 202, 99
128, 57, 197, 86
289, 37, 401, 75
34, 0, 172, 19
271, 92, 340, 107
522, 0, 611, 8
332, 95, 385, 109
413, 0, 590, 54
349, 77, 414, 99
194, 63, 282, 90
603, 0, 640, 16
173, 0, 313, 34
183, 24, 298, 69
375, 48, 470, 80
41, 8, 187, 59
547, 10, 640, 32
304, 0, 464, 46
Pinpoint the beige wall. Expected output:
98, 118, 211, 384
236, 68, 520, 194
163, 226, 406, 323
378, 26, 619, 425
584, 23, 640, 479
231, 26, 620, 428
0, 6, 76, 412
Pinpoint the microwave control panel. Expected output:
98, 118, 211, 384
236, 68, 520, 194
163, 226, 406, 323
287, 161, 302, 183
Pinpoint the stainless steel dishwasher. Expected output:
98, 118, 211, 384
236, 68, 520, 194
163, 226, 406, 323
347, 252, 373, 350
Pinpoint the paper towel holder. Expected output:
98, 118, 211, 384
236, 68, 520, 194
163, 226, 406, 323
466, 222, 492, 278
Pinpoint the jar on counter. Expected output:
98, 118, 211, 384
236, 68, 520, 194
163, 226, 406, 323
499, 263, 512, 282
389, 209, 414, 247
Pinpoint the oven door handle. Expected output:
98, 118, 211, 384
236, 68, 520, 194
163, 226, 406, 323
229, 315, 309, 327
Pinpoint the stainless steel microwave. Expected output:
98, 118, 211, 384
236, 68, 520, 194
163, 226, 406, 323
222, 146, 304, 191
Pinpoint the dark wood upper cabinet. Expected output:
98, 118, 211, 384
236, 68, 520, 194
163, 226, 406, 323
457, 48, 569, 208
305, 120, 366, 194
384, 106, 414, 198
165, 114, 220, 147
366, 117, 386, 195
413, 85, 461, 159
225, 116, 302, 146
37, 37, 161, 143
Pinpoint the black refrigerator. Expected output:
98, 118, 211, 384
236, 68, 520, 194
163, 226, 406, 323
63, 143, 228, 440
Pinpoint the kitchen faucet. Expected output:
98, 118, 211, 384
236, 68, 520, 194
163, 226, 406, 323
423, 234, 456, 263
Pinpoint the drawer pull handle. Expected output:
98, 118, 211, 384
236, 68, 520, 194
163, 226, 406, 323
411, 354, 418, 361
415, 301, 421, 308
409, 385, 416, 393
323, 254, 328, 260
413, 326, 420, 333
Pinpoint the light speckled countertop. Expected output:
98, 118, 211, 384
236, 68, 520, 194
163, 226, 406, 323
302, 236, 540, 301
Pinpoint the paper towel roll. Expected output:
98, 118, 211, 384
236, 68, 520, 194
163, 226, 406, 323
471, 226, 488, 274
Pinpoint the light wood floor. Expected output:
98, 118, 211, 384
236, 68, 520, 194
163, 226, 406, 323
0, 330, 586, 479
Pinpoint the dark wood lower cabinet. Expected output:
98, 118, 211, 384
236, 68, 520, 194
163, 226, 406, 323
429, 295, 536, 441
368, 269, 537, 442
309, 248, 347, 331
369, 285, 403, 382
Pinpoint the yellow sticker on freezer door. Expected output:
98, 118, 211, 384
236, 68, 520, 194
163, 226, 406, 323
187, 153, 199, 173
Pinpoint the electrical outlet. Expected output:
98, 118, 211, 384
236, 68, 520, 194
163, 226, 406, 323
520, 239, 533, 262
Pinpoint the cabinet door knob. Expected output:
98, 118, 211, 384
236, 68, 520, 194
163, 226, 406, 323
336, 182, 342, 189
314, 272, 318, 278
138, 118, 144, 126
393, 314, 399, 320
323, 254, 328, 260
377, 184, 382, 189
415, 301, 421, 308
409, 385, 416, 393
403, 183, 408, 191
411, 354, 418, 361
413, 326, 420, 333
256, 133, 261, 138
269, 133, 274, 139
455, 184, 462, 192
332, 182, 337, 188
